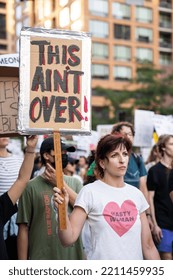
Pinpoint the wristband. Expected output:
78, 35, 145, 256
25, 149, 35, 154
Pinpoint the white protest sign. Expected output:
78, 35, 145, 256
97, 124, 113, 139
134, 109, 154, 147
153, 114, 173, 136
0, 53, 19, 67
73, 130, 99, 157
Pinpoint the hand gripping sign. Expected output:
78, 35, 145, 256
18, 27, 91, 228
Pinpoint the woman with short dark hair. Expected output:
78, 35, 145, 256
54, 133, 160, 260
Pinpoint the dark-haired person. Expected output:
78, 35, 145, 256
0, 135, 38, 260
111, 122, 153, 229
147, 134, 173, 260
17, 137, 84, 260
54, 133, 160, 260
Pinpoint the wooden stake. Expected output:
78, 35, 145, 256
53, 131, 67, 230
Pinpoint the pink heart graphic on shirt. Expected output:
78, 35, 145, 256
103, 200, 138, 237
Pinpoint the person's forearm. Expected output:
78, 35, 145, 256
149, 196, 157, 226
140, 182, 149, 203
8, 150, 35, 204
17, 225, 29, 260
143, 243, 160, 260
58, 213, 77, 246
18, 148, 36, 183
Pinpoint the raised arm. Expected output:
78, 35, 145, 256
8, 135, 38, 205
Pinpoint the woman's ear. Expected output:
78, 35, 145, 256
99, 159, 105, 170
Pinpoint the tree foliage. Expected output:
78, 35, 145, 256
92, 64, 173, 129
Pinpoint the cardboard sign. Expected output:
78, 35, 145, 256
0, 66, 19, 136
18, 27, 91, 135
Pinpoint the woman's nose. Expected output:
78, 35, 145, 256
119, 155, 125, 162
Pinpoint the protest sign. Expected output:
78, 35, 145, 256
0, 53, 19, 67
18, 27, 91, 135
133, 109, 154, 147
18, 27, 91, 229
97, 124, 113, 139
153, 114, 173, 136
0, 60, 19, 136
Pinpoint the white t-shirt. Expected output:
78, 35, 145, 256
0, 154, 23, 196
75, 180, 149, 260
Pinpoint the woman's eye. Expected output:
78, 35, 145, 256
111, 153, 117, 158
123, 152, 128, 157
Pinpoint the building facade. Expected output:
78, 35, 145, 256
1, 0, 173, 118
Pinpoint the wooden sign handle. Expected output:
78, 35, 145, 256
53, 131, 67, 230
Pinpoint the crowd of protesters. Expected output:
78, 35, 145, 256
0, 121, 173, 260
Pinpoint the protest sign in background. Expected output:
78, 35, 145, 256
0, 57, 19, 136
134, 109, 173, 147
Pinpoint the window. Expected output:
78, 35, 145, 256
136, 48, 153, 63
0, 14, 6, 39
114, 45, 131, 61
59, 0, 69, 6
89, 0, 108, 17
70, 0, 81, 21
113, 66, 132, 81
92, 42, 109, 59
159, 12, 172, 29
136, 27, 153, 43
0, 44, 7, 50
92, 106, 109, 120
135, 7, 152, 23
114, 24, 130, 40
159, 52, 172, 65
89, 20, 108, 38
59, 7, 70, 27
159, 32, 172, 48
159, 0, 172, 9
0, 3, 6, 8
92, 64, 109, 79
126, 0, 144, 4
112, 3, 130, 20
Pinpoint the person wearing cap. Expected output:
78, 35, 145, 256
63, 157, 83, 184
16, 136, 84, 260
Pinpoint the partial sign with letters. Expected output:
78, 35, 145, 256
0, 54, 19, 136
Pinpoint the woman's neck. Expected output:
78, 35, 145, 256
101, 174, 125, 188
0, 148, 10, 158
160, 157, 172, 169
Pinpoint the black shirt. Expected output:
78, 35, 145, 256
168, 169, 173, 194
0, 192, 17, 260
147, 162, 173, 230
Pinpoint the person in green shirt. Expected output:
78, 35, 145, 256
17, 137, 84, 260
